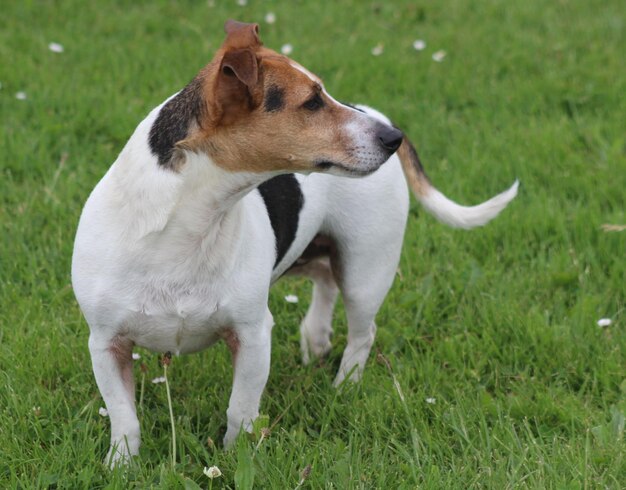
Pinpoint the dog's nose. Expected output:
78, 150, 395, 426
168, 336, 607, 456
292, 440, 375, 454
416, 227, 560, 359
377, 126, 403, 152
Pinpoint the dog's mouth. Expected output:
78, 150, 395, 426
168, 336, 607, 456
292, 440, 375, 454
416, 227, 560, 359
315, 160, 378, 177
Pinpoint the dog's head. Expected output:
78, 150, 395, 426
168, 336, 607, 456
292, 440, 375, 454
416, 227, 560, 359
176, 20, 402, 176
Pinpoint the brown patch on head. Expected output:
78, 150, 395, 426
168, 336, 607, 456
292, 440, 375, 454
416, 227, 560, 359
221, 49, 258, 90
215, 20, 261, 123
174, 20, 363, 174
223, 20, 261, 50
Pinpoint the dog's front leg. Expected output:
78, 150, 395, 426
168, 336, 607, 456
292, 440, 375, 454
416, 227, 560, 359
223, 309, 274, 448
88, 333, 140, 466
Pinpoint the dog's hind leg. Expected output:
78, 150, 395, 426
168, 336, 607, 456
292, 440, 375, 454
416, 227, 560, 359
332, 253, 400, 386
331, 220, 406, 386
89, 333, 140, 466
298, 257, 339, 364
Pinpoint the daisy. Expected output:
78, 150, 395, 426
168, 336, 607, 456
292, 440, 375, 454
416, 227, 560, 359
203, 466, 222, 479
48, 42, 64, 53
412, 40, 426, 51
371, 44, 384, 56
432, 50, 446, 62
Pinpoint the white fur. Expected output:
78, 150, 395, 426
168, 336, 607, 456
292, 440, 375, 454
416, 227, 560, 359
419, 180, 519, 229
73, 95, 516, 464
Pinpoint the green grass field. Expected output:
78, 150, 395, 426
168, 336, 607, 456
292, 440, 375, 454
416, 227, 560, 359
1, 0, 625, 488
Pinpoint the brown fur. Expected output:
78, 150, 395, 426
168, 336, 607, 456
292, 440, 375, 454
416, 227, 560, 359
220, 328, 240, 365
108, 335, 135, 403
175, 21, 361, 174
396, 137, 432, 198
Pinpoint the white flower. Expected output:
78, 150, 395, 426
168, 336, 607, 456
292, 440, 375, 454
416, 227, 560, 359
264, 12, 276, 24
371, 43, 384, 56
425, 397, 436, 404
48, 42, 64, 53
151, 376, 166, 384
412, 39, 426, 51
432, 50, 446, 62
236, 0, 247, 6
132, 352, 141, 360
203, 466, 222, 479
284, 294, 298, 303
15, 91, 27, 100
597, 318, 612, 328
281, 43, 293, 56
99, 407, 109, 417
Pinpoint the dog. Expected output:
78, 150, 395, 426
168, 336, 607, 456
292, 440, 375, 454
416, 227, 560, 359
72, 20, 518, 465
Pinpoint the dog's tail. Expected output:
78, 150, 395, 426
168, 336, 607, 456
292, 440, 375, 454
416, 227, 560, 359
396, 136, 518, 229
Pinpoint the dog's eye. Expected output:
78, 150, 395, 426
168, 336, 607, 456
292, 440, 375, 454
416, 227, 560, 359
302, 93, 324, 111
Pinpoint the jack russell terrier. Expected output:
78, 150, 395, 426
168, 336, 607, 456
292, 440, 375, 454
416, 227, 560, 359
72, 20, 518, 465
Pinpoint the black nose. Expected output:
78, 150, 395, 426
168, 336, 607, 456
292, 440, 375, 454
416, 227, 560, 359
377, 125, 403, 152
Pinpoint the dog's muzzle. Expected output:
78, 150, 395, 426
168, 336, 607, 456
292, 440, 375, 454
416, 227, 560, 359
376, 125, 403, 153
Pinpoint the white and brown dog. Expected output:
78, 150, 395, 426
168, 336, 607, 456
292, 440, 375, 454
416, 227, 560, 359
72, 20, 518, 464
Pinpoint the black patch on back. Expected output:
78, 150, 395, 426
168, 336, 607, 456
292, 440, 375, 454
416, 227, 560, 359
264, 85, 285, 112
340, 101, 365, 113
258, 174, 304, 267
149, 77, 204, 168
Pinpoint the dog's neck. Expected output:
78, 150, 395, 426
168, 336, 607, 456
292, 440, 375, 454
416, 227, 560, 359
164, 154, 274, 266
109, 116, 275, 257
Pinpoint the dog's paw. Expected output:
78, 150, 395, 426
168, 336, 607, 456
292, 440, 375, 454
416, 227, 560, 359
300, 320, 332, 365
104, 435, 140, 469
223, 417, 256, 449
223, 431, 237, 450
333, 364, 363, 387
105, 446, 134, 469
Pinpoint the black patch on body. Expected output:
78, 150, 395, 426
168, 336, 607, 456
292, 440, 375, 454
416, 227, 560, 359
264, 85, 285, 112
258, 174, 304, 267
149, 77, 204, 168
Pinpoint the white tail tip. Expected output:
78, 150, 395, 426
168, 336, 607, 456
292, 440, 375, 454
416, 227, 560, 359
420, 180, 519, 229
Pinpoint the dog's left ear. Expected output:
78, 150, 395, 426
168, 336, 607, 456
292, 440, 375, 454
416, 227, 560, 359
176, 22, 262, 155
209, 20, 262, 122
221, 48, 258, 91
211, 47, 261, 125
223, 20, 261, 50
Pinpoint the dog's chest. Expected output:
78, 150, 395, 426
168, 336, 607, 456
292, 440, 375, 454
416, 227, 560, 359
124, 281, 229, 355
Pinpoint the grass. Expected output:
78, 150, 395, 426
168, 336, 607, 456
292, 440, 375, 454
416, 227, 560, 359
1, 0, 625, 488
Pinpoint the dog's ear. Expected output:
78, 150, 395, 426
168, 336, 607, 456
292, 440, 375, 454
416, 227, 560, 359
214, 21, 262, 119
221, 48, 258, 90
223, 20, 261, 50
189, 20, 264, 131
173, 22, 263, 156
212, 47, 261, 123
